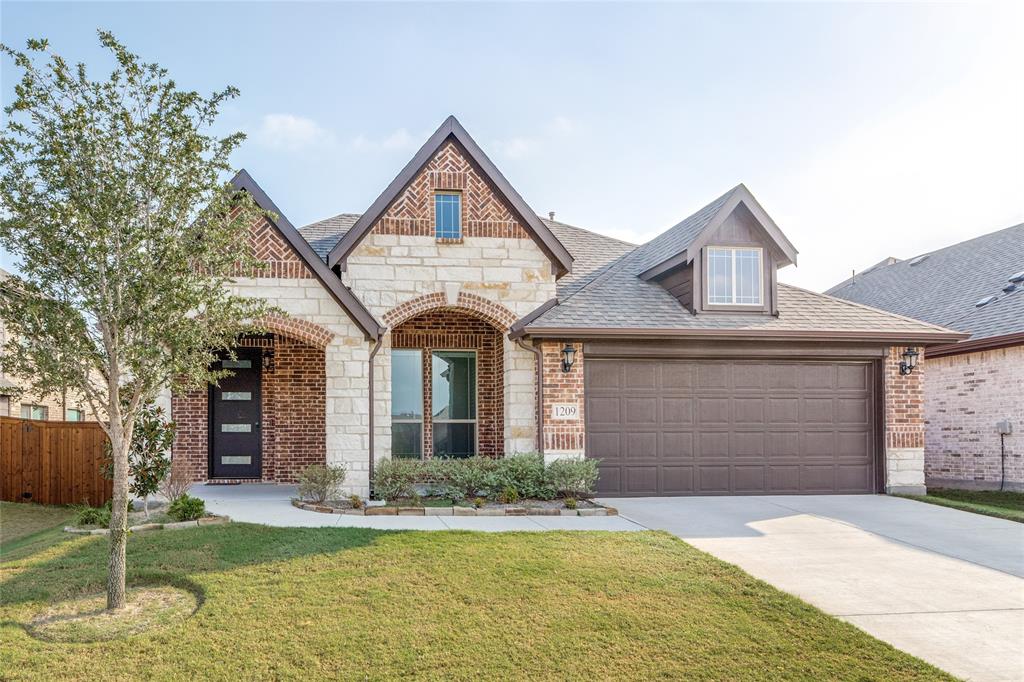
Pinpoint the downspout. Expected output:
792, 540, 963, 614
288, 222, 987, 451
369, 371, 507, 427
367, 336, 383, 499
515, 337, 544, 453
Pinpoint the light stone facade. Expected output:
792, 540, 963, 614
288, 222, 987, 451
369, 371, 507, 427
343, 234, 557, 472
229, 277, 373, 495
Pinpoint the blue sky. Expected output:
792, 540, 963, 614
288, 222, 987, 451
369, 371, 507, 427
2, 1, 1021, 291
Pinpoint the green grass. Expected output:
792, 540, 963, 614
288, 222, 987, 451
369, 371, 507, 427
901, 488, 1024, 523
1, 502, 74, 560
0, 509, 952, 680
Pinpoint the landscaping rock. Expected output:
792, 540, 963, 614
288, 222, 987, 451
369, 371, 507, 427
64, 526, 92, 535
163, 521, 198, 530
198, 515, 229, 525
476, 508, 504, 516
129, 523, 163, 532
453, 507, 478, 516
398, 507, 425, 516
527, 508, 560, 516
578, 508, 603, 517
424, 507, 453, 516
365, 506, 397, 516
343, 508, 365, 515
89, 528, 110, 535
505, 507, 527, 516
560, 509, 579, 516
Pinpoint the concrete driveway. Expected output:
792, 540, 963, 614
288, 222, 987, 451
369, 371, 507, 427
603, 495, 1024, 682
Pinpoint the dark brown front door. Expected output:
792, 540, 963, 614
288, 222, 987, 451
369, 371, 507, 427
586, 358, 878, 496
210, 350, 262, 479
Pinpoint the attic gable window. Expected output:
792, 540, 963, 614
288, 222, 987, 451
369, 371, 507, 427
708, 247, 762, 306
435, 192, 462, 239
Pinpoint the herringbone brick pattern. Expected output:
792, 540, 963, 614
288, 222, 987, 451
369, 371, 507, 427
376, 142, 529, 239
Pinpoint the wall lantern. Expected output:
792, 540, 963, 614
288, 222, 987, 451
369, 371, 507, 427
262, 348, 276, 373
560, 344, 577, 373
898, 347, 919, 376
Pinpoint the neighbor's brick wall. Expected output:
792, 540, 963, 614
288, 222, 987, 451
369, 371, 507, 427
344, 141, 558, 462
883, 345, 926, 492
391, 309, 503, 458
924, 345, 1023, 489
539, 341, 585, 461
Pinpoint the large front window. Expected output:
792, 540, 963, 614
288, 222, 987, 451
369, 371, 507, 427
391, 349, 423, 458
432, 351, 477, 458
707, 247, 763, 305
390, 349, 478, 459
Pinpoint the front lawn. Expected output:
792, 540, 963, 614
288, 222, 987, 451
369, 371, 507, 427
0, 502, 74, 559
901, 488, 1024, 523
0, 510, 950, 680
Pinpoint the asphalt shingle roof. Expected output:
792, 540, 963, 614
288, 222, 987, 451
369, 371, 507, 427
297, 190, 958, 341
826, 223, 1024, 341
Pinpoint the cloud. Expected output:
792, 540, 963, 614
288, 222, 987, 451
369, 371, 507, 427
254, 114, 336, 151
491, 116, 581, 161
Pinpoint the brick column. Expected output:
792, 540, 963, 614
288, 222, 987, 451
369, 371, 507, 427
883, 345, 926, 494
540, 341, 585, 463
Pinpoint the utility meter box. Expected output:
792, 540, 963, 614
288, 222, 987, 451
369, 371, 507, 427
996, 420, 1013, 435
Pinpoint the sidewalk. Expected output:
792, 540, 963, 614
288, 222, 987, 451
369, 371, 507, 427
190, 483, 646, 532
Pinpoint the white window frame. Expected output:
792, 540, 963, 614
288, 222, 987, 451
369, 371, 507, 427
706, 246, 764, 306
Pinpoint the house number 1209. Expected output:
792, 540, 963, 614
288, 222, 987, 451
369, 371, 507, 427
551, 404, 578, 420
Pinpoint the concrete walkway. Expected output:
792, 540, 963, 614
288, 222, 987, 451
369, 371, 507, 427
604, 495, 1024, 682
190, 484, 644, 532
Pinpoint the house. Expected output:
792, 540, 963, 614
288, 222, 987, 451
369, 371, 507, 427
0, 267, 91, 422
828, 225, 1024, 491
170, 116, 964, 497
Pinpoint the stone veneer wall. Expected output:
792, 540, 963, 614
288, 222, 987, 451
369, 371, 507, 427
171, 215, 372, 495
923, 345, 1022, 490
883, 345, 927, 494
539, 341, 585, 463
391, 309, 503, 458
343, 142, 558, 465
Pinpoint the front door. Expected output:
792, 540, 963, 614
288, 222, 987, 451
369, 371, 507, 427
210, 349, 262, 479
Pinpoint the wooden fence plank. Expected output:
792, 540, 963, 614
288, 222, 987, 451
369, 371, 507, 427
0, 417, 110, 506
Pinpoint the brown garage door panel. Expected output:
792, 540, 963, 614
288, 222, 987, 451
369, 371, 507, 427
586, 359, 878, 496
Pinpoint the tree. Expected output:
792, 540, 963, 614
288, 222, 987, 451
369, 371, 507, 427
0, 33, 271, 610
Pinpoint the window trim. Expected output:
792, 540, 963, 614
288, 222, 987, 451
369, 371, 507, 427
705, 245, 764, 307
430, 349, 478, 459
434, 191, 463, 240
20, 404, 48, 420
65, 407, 84, 422
391, 349, 425, 459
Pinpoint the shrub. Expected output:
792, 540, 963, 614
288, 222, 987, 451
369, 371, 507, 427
348, 494, 364, 510
563, 497, 578, 510
297, 464, 347, 504
159, 466, 192, 503
444, 456, 498, 500
546, 458, 600, 498
492, 453, 553, 500
167, 494, 206, 521
497, 485, 519, 504
472, 496, 486, 509
74, 500, 111, 527
372, 458, 422, 501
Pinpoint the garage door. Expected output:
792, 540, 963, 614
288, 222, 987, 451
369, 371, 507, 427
585, 359, 879, 496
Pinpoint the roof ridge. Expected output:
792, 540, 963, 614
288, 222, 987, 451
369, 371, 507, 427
541, 217, 637, 247
780, 282, 959, 334
638, 185, 742, 250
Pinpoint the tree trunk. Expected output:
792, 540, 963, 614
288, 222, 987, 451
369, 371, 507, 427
106, 429, 130, 611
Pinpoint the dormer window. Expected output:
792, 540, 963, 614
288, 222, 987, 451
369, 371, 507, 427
707, 247, 762, 306
435, 192, 462, 239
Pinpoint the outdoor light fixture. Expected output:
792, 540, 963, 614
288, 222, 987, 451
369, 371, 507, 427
560, 344, 576, 373
898, 347, 919, 376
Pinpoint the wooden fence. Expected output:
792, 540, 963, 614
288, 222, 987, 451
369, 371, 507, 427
0, 416, 111, 506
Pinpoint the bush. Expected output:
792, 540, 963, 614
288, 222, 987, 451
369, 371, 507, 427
297, 464, 347, 504
74, 500, 111, 527
159, 466, 192, 503
444, 456, 498, 500
546, 458, 600, 499
491, 453, 553, 500
372, 458, 422, 501
167, 494, 206, 521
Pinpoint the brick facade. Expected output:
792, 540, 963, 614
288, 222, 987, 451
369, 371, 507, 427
374, 141, 529, 240
171, 336, 327, 483
883, 345, 927, 494
539, 341, 585, 461
924, 345, 1023, 490
391, 309, 503, 458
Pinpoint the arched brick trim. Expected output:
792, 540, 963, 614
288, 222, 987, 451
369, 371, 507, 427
382, 292, 517, 331
455, 292, 518, 331
257, 315, 334, 349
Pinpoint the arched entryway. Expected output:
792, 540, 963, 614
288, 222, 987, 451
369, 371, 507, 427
389, 306, 507, 459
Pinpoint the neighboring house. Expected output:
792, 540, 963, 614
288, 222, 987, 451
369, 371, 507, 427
171, 116, 963, 497
828, 224, 1024, 491
0, 267, 91, 422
